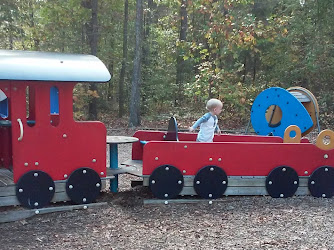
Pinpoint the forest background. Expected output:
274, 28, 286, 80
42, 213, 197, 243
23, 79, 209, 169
0, 0, 333, 130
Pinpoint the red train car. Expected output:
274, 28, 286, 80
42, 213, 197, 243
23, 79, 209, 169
127, 118, 334, 200
0, 50, 110, 208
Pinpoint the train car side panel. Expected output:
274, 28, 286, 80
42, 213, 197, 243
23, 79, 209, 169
142, 141, 333, 176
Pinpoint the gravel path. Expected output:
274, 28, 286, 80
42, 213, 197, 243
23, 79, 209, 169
1, 130, 334, 249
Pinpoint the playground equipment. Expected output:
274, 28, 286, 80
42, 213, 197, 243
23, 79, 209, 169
250, 86, 320, 138
0, 50, 111, 208
0, 49, 333, 212
126, 116, 334, 200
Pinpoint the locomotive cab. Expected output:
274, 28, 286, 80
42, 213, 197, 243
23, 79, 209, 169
0, 50, 111, 208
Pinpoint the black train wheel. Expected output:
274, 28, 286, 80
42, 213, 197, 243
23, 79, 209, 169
266, 166, 299, 198
66, 167, 101, 204
193, 165, 228, 199
308, 166, 334, 198
149, 165, 184, 199
16, 170, 55, 209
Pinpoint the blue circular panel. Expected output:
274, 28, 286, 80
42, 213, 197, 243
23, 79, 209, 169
251, 87, 313, 137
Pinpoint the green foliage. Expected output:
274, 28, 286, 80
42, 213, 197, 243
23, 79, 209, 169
0, 0, 333, 129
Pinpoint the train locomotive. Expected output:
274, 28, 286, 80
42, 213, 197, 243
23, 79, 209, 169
0, 50, 110, 209
0, 49, 333, 211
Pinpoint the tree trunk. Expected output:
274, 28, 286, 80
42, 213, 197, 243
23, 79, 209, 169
253, 55, 257, 82
129, 0, 143, 127
28, 2, 40, 50
118, 0, 129, 118
175, 0, 188, 106
243, 54, 247, 83
87, 0, 99, 120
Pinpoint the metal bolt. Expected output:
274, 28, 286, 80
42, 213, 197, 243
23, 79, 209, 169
24, 162, 28, 166
151, 180, 155, 184
49, 187, 53, 191
83, 198, 87, 202
304, 171, 308, 174
218, 158, 222, 162
19, 188, 23, 193
155, 157, 159, 161
210, 167, 214, 171
83, 205, 88, 209
35, 162, 39, 166
63, 134, 67, 138
184, 145, 187, 149
222, 181, 226, 185
164, 193, 168, 197
96, 183, 100, 187
325, 168, 329, 172
83, 170, 87, 174
183, 170, 186, 173
35, 210, 40, 214
324, 154, 329, 159
34, 202, 39, 207
294, 181, 298, 185
282, 168, 286, 172
208, 194, 213, 198
209, 201, 213, 205
178, 180, 182, 184
64, 174, 68, 178
100, 172, 104, 175
209, 158, 213, 161
280, 194, 284, 198
92, 159, 97, 163
322, 194, 326, 198
69, 185, 73, 189
34, 173, 38, 177
13, 87, 17, 91
164, 201, 168, 205
311, 181, 315, 184
165, 167, 169, 171
196, 180, 200, 184
268, 181, 273, 185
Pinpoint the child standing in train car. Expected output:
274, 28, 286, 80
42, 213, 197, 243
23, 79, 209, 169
189, 98, 223, 142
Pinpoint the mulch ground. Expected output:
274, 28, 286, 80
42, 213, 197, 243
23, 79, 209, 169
1, 128, 334, 249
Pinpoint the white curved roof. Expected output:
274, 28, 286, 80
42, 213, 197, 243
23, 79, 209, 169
0, 50, 111, 82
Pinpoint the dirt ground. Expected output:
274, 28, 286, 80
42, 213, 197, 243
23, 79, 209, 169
1, 129, 334, 249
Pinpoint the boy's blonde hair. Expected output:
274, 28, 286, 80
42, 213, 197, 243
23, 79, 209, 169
206, 98, 223, 111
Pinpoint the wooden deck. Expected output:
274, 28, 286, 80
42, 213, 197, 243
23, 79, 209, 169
0, 168, 14, 187
0, 168, 107, 207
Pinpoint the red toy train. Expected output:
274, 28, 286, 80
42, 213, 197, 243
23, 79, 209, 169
0, 50, 333, 210
0, 50, 109, 208
128, 119, 334, 200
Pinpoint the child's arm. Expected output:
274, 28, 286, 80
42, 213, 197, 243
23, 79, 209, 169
189, 113, 211, 131
215, 124, 221, 134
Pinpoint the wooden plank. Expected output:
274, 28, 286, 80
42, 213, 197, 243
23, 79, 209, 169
0, 181, 68, 197
107, 164, 143, 177
0, 185, 15, 197
179, 186, 309, 196
0, 202, 108, 223
0, 180, 107, 207
121, 159, 143, 167
143, 176, 309, 187
0, 168, 14, 187
0, 195, 20, 206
